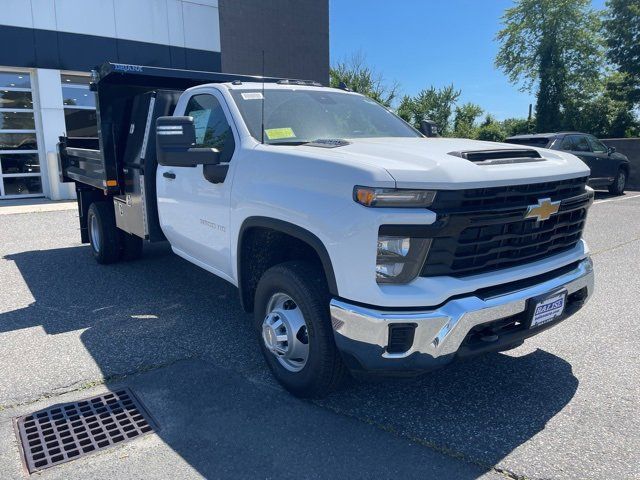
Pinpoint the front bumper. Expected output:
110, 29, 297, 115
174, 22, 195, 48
330, 257, 594, 373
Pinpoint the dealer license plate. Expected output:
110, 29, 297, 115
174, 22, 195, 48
530, 291, 566, 328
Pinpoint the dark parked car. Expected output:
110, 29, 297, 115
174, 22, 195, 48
505, 132, 630, 195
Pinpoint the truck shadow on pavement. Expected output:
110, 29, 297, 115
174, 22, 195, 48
2, 245, 579, 478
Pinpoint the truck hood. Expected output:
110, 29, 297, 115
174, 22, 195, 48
298, 137, 590, 189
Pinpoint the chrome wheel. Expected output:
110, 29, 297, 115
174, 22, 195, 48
90, 214, 101, 253
262, 292, 309, 372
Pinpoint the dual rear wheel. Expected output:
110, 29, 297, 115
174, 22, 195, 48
87, 202, 143, 264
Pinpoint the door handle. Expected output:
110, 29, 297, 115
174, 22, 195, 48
163, 171, 176, 179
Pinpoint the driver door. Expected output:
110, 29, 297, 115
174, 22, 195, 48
157, 91, 237, 280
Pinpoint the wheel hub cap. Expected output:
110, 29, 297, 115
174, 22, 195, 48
262, 293, 309, 372
90, 214, 100, 252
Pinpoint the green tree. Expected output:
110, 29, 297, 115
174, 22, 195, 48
452, 103, 483, 138
396, 85, 461, 135
495, 0, 603, 132
563, 78, 639, 138
502, 117, 534, 137
329, 52, 399, 108
604, 0, 640, 106
477, 115, 507, 142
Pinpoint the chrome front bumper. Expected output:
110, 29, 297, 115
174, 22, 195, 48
330, 257, 594, 372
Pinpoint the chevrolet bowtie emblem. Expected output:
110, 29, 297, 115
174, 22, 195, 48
524, 198, 560, 222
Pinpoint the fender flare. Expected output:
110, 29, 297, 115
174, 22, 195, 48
237, 217, 339, 309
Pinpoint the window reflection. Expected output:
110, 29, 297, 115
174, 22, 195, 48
2, 176, 42, 195
0, 91, 33, 109
60, 73, 97, 138
0, 153, 40, 174
0, 133, 37, 150
0, 72, 31, 89
0, 111, 35, 130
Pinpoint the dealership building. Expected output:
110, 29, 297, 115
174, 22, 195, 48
0, 0, 328, 200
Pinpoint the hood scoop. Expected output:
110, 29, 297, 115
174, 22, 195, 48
448, 149, 544, 165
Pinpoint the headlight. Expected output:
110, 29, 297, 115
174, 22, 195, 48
354, 186, 436, 208
376, 235, 432, 283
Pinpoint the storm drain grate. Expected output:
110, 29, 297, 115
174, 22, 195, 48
14, 388, 157, 473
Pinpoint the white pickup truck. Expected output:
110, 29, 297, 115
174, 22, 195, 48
60, 63, 594, 397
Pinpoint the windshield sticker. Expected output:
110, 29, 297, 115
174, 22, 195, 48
241, 92, 264, 100
265, 127, 296, 140
191, 109, 211, 144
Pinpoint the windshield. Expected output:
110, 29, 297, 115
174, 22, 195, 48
229, 88, 420, 144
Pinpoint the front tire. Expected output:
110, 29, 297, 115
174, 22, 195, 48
254, 261, 348, 398
87, 202, 121, 264
609, 169, 627, 195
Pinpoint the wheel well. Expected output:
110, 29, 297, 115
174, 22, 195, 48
620, 163, 630, 175
238, 222, 337, 313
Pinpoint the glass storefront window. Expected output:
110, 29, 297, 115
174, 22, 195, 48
2, 176, 42, 195
0, 72, 31, 89
0, 133, 37, 150
63, 109, 98, 137
0, 111, 35, 130
0, 153, 40, 174
0, 90, 33, 109
62, 89, 96, 108
61, 73, 97, 138
0, 70, 42, 198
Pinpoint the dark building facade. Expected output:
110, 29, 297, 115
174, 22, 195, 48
219, 0, 329, 83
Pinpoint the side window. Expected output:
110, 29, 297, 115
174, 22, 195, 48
560, 136, 575, 151
587, 136, 607, 154
571, 135, 591, 153
185, 94, 235, 163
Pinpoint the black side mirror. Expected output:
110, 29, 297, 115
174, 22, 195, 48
156, 116, 220, 167
607, 146, 616, 155
420, 119, 439, 137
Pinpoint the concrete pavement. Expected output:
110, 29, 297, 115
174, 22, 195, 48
0, 191, 638, 479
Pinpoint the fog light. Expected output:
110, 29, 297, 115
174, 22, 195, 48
376, 235, 432, 284
376, 262, 405, 278
378, 236, 411, 257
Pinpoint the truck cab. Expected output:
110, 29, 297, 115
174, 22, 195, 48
61, 63, 595, 397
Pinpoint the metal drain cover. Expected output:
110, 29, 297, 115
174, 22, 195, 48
14, 388, 157, 473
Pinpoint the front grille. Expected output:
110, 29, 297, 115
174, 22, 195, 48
420, 177, 592, 278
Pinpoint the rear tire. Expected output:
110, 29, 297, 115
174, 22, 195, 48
119, 231, 143, 261
254, 261, 348, 398
608, 169, 626, 195
87, 202, 121, 264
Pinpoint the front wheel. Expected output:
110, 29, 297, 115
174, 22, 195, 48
254, 261, 348, 398
609, 169, 627, 195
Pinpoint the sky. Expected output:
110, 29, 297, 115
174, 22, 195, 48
329, 0, 607, 120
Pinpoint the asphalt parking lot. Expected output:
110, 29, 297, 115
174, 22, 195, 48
1, 192, 639, 480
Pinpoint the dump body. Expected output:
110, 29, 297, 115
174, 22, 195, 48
58, 62, 292, 242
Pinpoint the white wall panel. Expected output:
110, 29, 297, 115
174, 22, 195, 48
0, 0, 34, 28
114, 0, 170, 45
166, 0, 185, 47
54, 0, 117, 38
31, 0, 57, 30
2, 0, 220, 53
185, 0, 219, 7
182, 2, 220, 52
